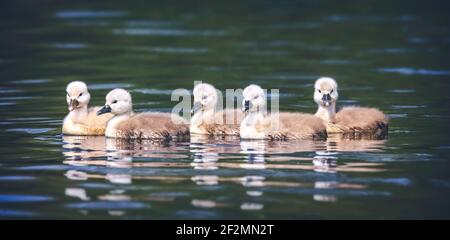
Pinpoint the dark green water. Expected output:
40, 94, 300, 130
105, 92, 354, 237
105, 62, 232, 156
1, 0, 450, 219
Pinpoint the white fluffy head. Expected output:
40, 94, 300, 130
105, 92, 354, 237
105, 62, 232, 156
314, 77, 339, 107
104, 88, 133, 115
242, 84, 266, 113
193, 83, 218, 111
66, 81, 90, 111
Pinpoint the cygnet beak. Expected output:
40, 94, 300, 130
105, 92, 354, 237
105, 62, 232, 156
243, 100, 251, 113
322, 94, 331, 106
97, 104, 112, 115
68, 99, 79, 111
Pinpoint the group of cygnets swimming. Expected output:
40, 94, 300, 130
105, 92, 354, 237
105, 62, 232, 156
62, 77, 389, 141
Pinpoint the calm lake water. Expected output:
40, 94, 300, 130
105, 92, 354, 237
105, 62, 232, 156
1, 0, 450, 219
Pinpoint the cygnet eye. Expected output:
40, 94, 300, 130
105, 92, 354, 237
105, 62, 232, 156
112, 100, 118, 104
318, 89, 322, 93
78, 93, 83, 97
330, 89, 334, 94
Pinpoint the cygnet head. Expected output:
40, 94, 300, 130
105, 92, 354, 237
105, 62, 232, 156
314, 77, 339, 107
97, 88, 133, 116
192, 83, 218, 114
242, 84, 266, 113
66, 81, 90, 111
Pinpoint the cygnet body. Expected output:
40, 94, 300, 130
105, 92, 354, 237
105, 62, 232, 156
190, 83, 244, 136
240, 84, 327, 140
97, 88, 189, 140
313, 77, 388, 137
62, 81, 113, 135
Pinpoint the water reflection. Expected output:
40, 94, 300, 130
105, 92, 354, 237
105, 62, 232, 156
313, 181, 339, 202
1, 0, 449, 219
62, 134, 387, 174
313, 153, 338, 174
61, 134, 386, 209
65, 188, 90, 201
62, 136, 107, 161
191, 199, 228, 209
189, 135, 241, 170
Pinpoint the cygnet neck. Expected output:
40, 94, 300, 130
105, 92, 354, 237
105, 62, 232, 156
192, 107, 215, 125
315, 101, 336, 122
244, 108, 266, 125
69, 105, 89, 122
106, 110, 134, 133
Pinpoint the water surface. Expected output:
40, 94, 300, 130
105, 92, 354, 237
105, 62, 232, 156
1, 0, 450, 219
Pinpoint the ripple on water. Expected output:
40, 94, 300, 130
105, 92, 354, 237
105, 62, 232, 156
89, 83, 134, 90
0, 176, 36, 181
191, 199, 218, 208
388, 114, 408, 118
7, 118, 60, 125
176, 209, 218, 219
66, 20, 111, 27
325, 15, 415, 23
54, 10, 127, 19
409, 37, 428, 44
133, 88, 174, 95
367, 153, 432, 162
391, 105, 426, 109
16, 165, 69, 171
266, 92, 298, 98
390, 129, 415, 134
248, 50, 288, 56
388, 89, 416, 94
147, 47, 208, 54
0, 88, 23, 93
250, 74, 319, 81
378, 68, 450, 76
53, 43, 87, 49
125, 20, 178, 27
240, 202, 264, 211
0, 96, 34, 101
0, 102, 16, 106
34, 136, 63, 145
265, 23, 322, 30
133, 102, 159, 107
339, 99, 359, 104
78, 183, 116, 189
9, 79, 51, 84
113, 28, 228, 37
429, 179, 450, 189
319, 59, 357, 65
380, 178, 412, 186
353, 177, 412, 186
6, 128, 54, 134
267, 187, 391, 197
9, 117, 51, 121
65, 201, 149, 210
0, 96, 35, 106
367, 48, 410, 54
423, 114, 450, 119
433, 145, 450, 150
0, 194, 53, 203
0, 209, 36, 217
